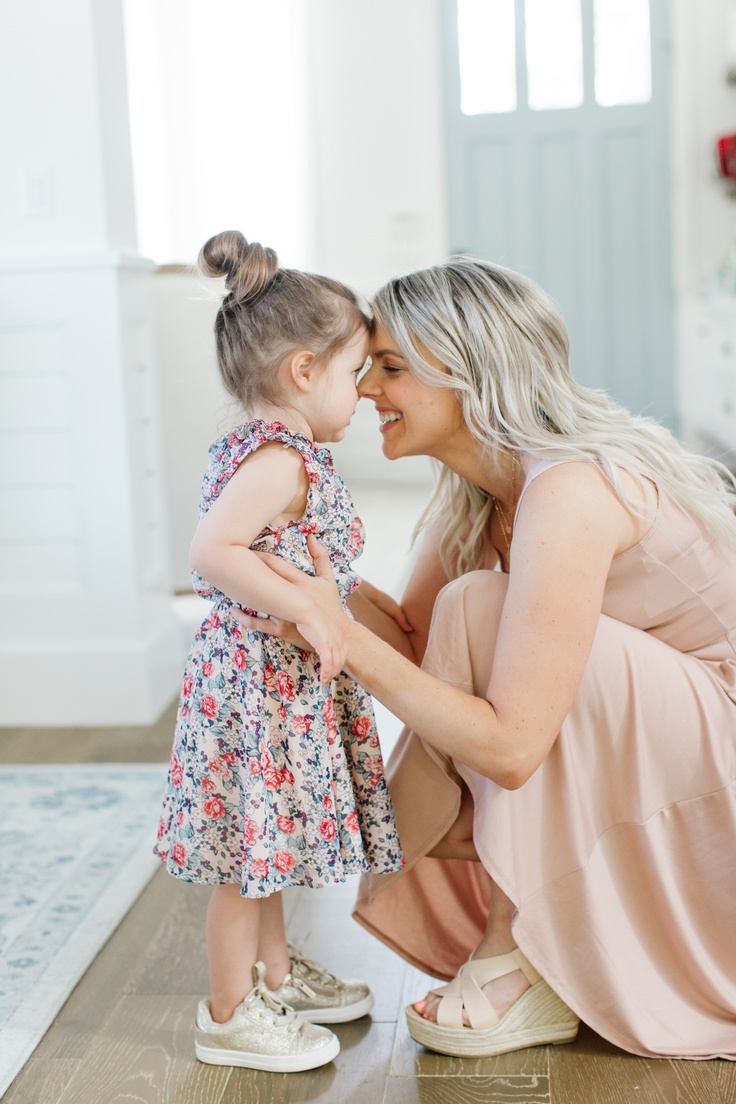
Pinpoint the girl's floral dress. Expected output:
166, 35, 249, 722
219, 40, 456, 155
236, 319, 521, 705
155, 420, 404, 897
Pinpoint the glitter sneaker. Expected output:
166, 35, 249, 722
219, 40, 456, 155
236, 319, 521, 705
195, 962, 340, 1071
271, 944, 374, 1024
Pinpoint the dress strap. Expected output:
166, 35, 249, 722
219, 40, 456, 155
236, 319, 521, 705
513, 459, 572, 523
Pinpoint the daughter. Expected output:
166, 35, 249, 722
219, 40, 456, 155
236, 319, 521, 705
154, 231, 405, 1072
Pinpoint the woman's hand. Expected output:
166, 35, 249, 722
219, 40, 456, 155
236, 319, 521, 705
359, 579, 414, 633
229, 535, 351, 685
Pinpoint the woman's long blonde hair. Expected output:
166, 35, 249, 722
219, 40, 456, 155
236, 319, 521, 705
371, 256, 736, 577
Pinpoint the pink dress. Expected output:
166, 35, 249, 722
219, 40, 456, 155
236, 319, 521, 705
354, 459, 736, 1059
156, 420, 403, 898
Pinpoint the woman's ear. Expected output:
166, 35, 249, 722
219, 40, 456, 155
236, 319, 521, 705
285, 349, 317, 393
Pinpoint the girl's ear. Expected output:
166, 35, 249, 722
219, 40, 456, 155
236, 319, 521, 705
286, 349, 317, 393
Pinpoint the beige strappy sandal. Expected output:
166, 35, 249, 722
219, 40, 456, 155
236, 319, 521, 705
405, 949, 579, 1057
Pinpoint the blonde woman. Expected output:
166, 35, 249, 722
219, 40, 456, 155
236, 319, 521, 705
233, 257, 736, 1061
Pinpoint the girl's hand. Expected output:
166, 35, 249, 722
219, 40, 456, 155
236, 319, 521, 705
359, 579, 414, 633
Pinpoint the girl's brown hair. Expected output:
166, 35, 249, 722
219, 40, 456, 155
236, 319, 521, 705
199, 230, 369, 410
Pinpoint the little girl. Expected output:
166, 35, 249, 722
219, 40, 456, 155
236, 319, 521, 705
154, 231, 405, 1073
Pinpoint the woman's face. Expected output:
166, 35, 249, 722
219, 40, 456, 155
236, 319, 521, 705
359, 324, 466, 461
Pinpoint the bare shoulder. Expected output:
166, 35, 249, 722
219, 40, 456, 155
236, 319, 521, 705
517, 461, 647, 557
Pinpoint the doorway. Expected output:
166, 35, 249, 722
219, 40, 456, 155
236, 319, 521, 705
440, 0, 675, 423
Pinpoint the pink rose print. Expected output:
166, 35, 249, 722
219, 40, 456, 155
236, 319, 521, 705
176, 810, 184, 825
180, 704, 189, 719
263, 664, 278, 692
368, 774, 382, 788
277, 672, 296, 702
277, 816, 295, 834
345, 810, 360, 834
290, 714, 312, 736
201, 778, 216, 793
157, 818, 165, 840
234, 647, 246, 670
250, 858, 269, 879
170, 752, 183, 787
182, 674, 193, 698
172, 843, 186, 867
319, 818, 337, 842
243, 816, 258, 846
264, 766, 284, 792
209, 757, 233, 782
231, 624, 242, 640
369, 734, 380, 748
203, 797, 225, 819
274, 850, 295, 874
323, 794, 333, 811
278, 705, 288, 722
299, 520, 319, 534
204, 611, 221, 631
346, 516, 364, 557
202, 661, 213, 677
200, 695, 218, 720
222, 752, 237, 764
352, 715, 372, 740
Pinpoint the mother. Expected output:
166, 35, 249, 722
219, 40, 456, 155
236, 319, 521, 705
238, 256, 736, 1061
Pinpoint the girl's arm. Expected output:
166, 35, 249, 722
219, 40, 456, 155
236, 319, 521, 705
274, 464, 634, 787
190, 443, 346, 681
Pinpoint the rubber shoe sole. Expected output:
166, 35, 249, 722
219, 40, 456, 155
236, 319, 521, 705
195, 1032, 340, 1071
297, 990, 374, 1024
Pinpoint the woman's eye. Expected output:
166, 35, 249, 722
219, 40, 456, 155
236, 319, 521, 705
383, 364, 403, 374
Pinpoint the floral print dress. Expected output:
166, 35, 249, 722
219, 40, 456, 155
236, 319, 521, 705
155, 420, 404, 897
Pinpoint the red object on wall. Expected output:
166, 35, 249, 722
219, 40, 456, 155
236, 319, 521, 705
716, 133, 736, 178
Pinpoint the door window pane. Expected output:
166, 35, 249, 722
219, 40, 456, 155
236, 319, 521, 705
525, 0, 584, 110
594, 0, 651, 106
457, 0, 517, 115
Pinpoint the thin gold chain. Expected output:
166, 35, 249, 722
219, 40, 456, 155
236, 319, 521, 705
494, 497, 513, 558
494, 452, 519, 560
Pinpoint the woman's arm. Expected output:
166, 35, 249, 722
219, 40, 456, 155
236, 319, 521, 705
285, 465, 632, 787
346, 521, 453, 663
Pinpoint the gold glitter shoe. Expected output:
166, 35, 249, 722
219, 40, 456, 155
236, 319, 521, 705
195, 962, 340, 1071
271, 944, 374, 1024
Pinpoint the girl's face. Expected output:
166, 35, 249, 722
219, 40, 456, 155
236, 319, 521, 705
311, 327, 369, 442
359, 324, 465, 461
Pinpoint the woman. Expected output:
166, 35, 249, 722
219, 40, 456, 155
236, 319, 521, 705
234, 256, 736, 1061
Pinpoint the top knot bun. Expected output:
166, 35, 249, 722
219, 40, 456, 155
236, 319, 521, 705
198, 230, 279, 303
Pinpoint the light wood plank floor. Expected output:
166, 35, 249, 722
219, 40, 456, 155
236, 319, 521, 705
1, 705, 733, 1104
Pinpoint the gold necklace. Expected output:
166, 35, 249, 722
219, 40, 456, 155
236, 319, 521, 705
494, 453, 519, 560
494, 497, 513, 558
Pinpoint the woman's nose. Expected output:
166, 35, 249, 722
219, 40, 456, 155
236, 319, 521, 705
358, 362, 381, 399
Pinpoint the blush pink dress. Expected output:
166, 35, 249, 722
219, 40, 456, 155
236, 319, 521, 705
354, 459, 736, 1060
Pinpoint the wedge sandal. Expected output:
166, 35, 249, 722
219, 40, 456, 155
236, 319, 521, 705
405, 948, 579, 1058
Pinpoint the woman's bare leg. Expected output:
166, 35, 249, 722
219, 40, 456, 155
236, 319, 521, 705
414, 857, 529, 1024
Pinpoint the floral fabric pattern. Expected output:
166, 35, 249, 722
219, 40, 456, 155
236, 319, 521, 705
155, 420, 404, 897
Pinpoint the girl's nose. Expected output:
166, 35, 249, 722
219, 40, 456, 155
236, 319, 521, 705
358, 361, 381, 399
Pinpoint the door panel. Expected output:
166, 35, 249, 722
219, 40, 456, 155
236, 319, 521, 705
440, 0, 674, 423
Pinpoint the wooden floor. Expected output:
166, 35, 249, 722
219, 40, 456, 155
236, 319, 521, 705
2, 706, 734, 1104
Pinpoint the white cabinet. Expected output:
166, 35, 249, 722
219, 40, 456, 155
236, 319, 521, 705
679, 302, 736, 451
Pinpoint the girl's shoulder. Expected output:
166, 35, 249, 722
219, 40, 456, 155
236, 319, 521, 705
199, 420, 337, 514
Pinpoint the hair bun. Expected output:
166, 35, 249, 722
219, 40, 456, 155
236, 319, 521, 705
198, 230, 279, 302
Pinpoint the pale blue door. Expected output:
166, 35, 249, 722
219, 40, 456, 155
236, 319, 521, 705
440, 0, 674, 423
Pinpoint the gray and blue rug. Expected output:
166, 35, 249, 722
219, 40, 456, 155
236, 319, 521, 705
0, 763, 167, 1096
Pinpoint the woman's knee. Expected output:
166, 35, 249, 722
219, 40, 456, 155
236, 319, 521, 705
434, 569, 508, 622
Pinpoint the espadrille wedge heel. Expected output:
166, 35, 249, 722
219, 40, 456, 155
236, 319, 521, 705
405, 948, 579, 1058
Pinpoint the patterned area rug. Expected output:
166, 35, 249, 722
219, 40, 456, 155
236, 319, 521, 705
0, 763, 167, 1097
